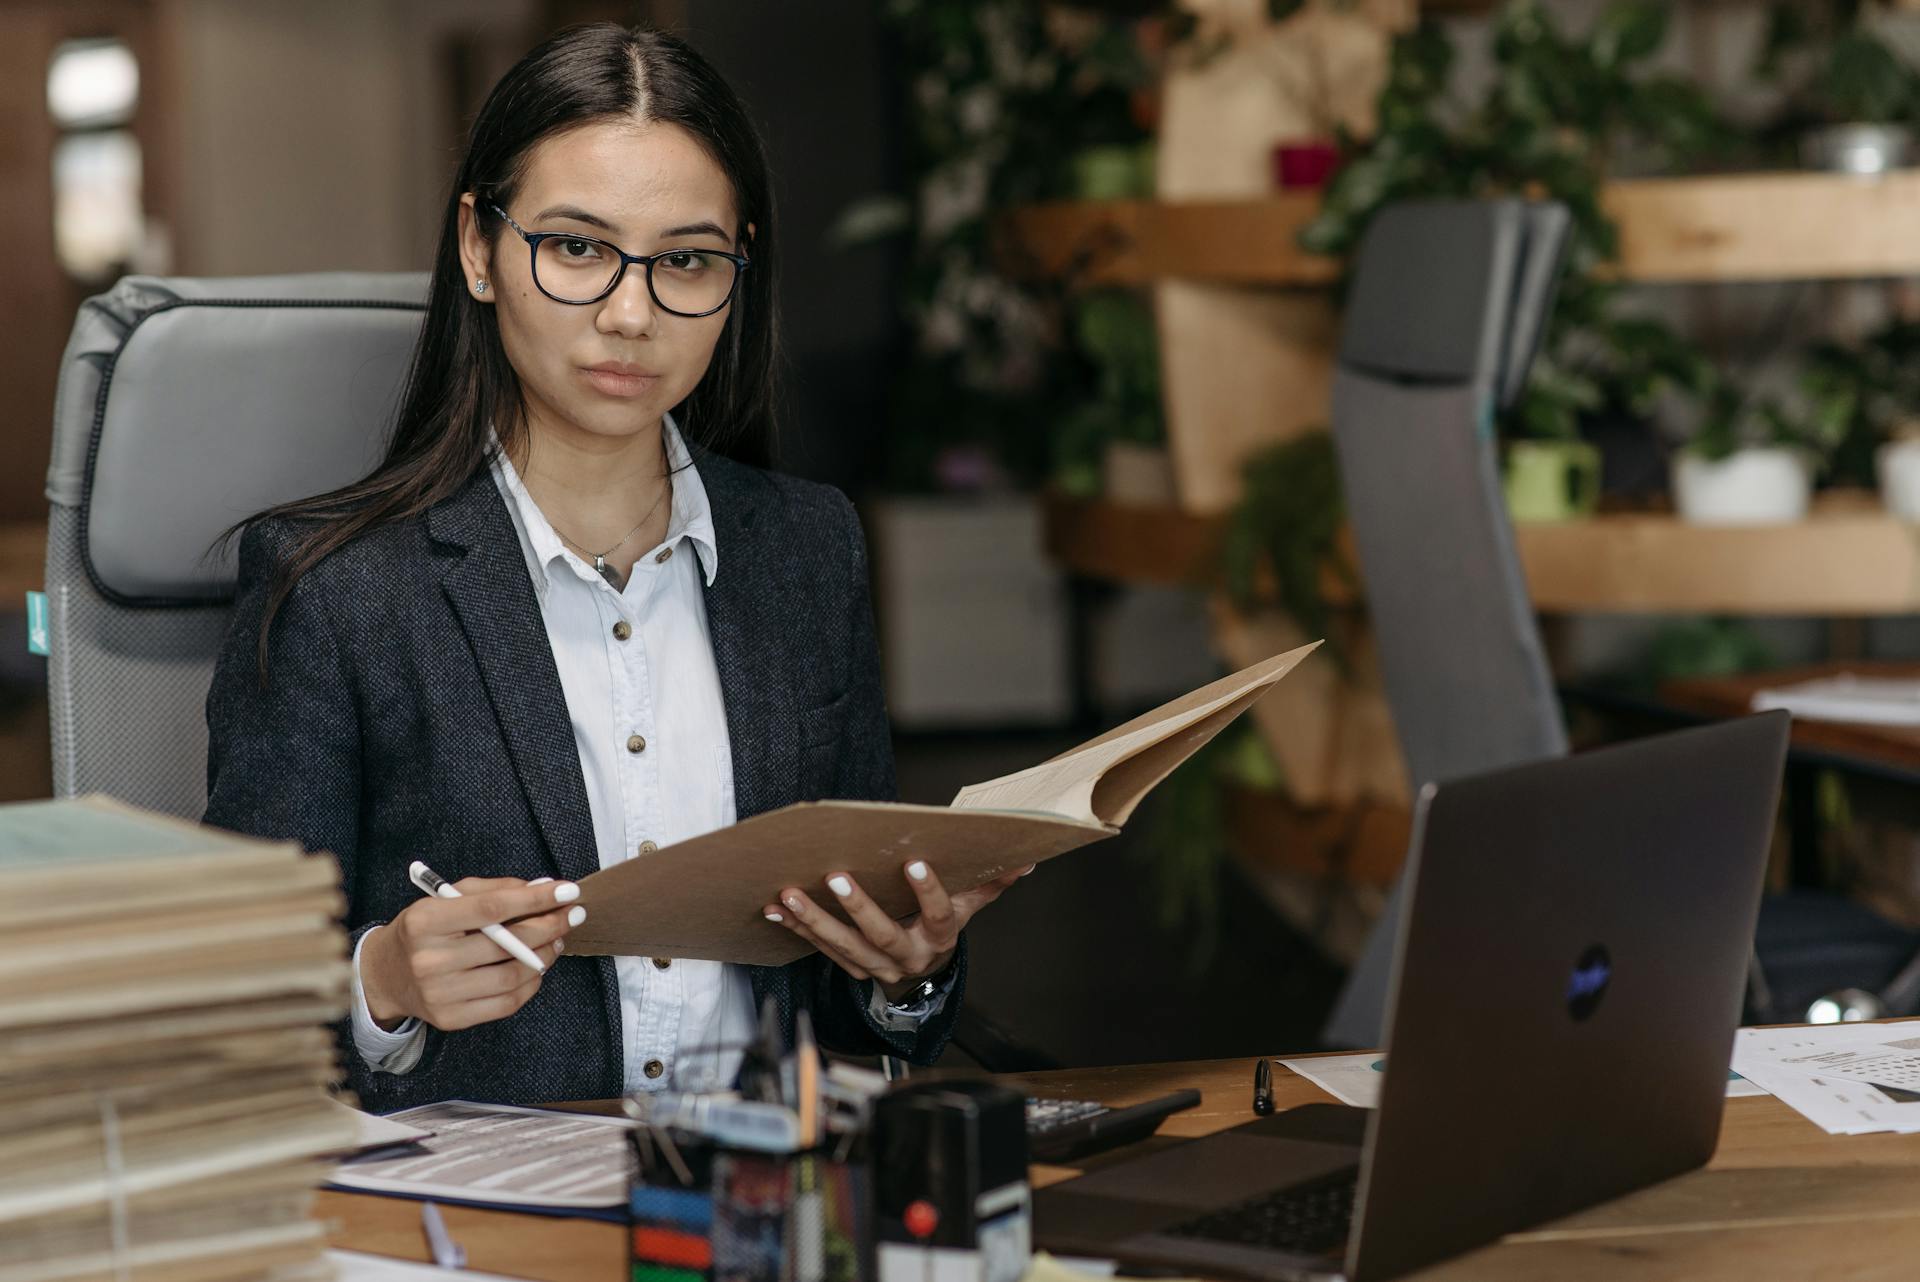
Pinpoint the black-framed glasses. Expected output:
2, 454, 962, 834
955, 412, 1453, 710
489, 202, 750, 316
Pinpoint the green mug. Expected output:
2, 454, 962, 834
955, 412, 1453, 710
1504, 440, 1601, 522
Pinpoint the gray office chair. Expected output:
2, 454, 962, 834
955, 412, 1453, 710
1322, 200, 1572, 1047
43, 272, 428, 817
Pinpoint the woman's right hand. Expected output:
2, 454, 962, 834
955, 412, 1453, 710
360, 876, 585, 1032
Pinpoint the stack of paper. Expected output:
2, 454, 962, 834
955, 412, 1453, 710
1751, 674, 1920, 726
1732, 1021, 1920, 1135
0, 795, 357, 1282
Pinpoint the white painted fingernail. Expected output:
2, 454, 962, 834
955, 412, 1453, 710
828, 875, 853, 897
1020, 863, 1037, 877
765, 911, 784, 923
554, 882, 580, 903
567, 906, 586, 927
907, 861, 929, 881
530, 877, 553, 885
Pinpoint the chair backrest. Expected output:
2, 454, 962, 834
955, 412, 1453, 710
44, 272, 428, 818
1322, 200, 1571, 1047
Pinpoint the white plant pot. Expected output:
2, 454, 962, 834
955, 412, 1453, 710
1672, 449, 1811, 525
1878, 439, 1920, 521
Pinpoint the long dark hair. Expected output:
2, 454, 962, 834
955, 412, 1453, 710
237, 23, 781, 673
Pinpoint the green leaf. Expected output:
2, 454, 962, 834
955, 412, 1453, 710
1826, 30, 1914, 123
1754, 3, 1812, 81
1590, 2, 1668, 72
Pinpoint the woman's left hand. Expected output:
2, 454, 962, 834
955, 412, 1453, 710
762, 859, 1031, 1000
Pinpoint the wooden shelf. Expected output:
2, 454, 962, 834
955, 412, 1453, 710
1516, 510, 1920, 614
1043, 494, 1920, 616
1041, 492, 1360, 604
1229, 788, 1408, 891
999, 170, 1920, 288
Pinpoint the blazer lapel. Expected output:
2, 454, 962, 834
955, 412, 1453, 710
695, 448, 800, 822
427, 470, 601, 885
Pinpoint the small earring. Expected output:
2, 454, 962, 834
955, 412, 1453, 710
474, 279, 488, 294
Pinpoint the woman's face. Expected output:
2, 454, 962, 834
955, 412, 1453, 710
458, 118, 751, 450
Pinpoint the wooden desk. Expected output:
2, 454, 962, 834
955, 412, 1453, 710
1661, 661, 1920, 781
319, 1055, 1920, 1281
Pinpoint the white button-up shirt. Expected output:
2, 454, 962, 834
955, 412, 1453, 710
352, 414, 751, 1092
348, 414, 940, 1091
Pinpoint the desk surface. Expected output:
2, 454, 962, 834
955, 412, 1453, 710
318, 1054, 1920, 1281
1660, 660, 1920, 778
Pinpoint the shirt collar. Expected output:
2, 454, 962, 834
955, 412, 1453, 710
486, 411, 720, 601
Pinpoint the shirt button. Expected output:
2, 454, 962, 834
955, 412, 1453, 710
627, 734, 646, 754
654, 546, 673, 564
637, 840, 659, 856
652, 957, 672, 970
644, 1059, 665, 1079
612, 620, 632, 641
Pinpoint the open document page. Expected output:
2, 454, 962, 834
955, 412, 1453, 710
951, 643, 1318, 825
571, 644, 1318, 965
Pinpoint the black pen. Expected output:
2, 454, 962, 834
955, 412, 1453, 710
1253, 1059, 1274, 1116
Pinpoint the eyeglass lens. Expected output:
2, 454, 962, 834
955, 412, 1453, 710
534, 236, 738, 313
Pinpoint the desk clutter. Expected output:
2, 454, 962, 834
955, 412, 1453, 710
0, 795, 356, 1282
627, 1007, 1033, 1282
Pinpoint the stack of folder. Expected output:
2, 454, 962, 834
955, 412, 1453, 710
0, 796, 357, 1282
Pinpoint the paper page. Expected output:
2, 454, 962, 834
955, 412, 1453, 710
951, 643, 1318, 824
324, 1250, 533, 1282
327, 1101, 631, 1210
331, 1102, 433, 1155
1277, 1052, 1766, 1110
1752, 674, 1920, 726
1732, 1021, 1920, 1135
0, 795, 265, 865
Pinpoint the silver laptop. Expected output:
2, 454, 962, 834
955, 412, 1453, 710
1034, 713, 1791, 1281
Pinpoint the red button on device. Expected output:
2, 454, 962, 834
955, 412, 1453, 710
904, 1199, 940, 1240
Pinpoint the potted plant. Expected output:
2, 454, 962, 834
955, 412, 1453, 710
1302, 3, 1730, 515
1792, 320, 1920, 516
1880, 420, 1920, 520
1261, 0, 1363, 190
1755, 2, 1920, 174
1050, 289, 1172, 502
1671, 384, 1842, 525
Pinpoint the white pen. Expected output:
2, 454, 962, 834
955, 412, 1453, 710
408, 860, 567, 974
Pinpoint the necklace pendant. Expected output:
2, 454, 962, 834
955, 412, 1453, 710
594, 555, 619, 585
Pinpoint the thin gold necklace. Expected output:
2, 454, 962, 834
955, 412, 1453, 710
546, 439, 674, 586
552, 479, 671, 585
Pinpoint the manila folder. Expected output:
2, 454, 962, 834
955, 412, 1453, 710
568, 642, 1317, 966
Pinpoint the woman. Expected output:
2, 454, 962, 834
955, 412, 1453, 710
202, 23, 1023, 1111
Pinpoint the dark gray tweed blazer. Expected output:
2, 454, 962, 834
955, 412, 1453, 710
202, 444, 965, 1110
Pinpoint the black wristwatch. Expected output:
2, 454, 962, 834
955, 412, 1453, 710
884, 955, 957, 1015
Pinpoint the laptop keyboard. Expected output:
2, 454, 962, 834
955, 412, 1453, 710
1162, 1165, 1361, 1256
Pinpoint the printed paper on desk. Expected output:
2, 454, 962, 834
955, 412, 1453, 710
327, 1100, 630, 1211
1278, 1052, 1767, 1110
1732, 1022, 1920, 1135
568, 644, 1318, 966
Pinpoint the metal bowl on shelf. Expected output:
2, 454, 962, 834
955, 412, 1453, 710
1802, 123, 1913, 176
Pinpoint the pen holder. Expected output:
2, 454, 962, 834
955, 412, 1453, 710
630, 1127, 873, 1282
